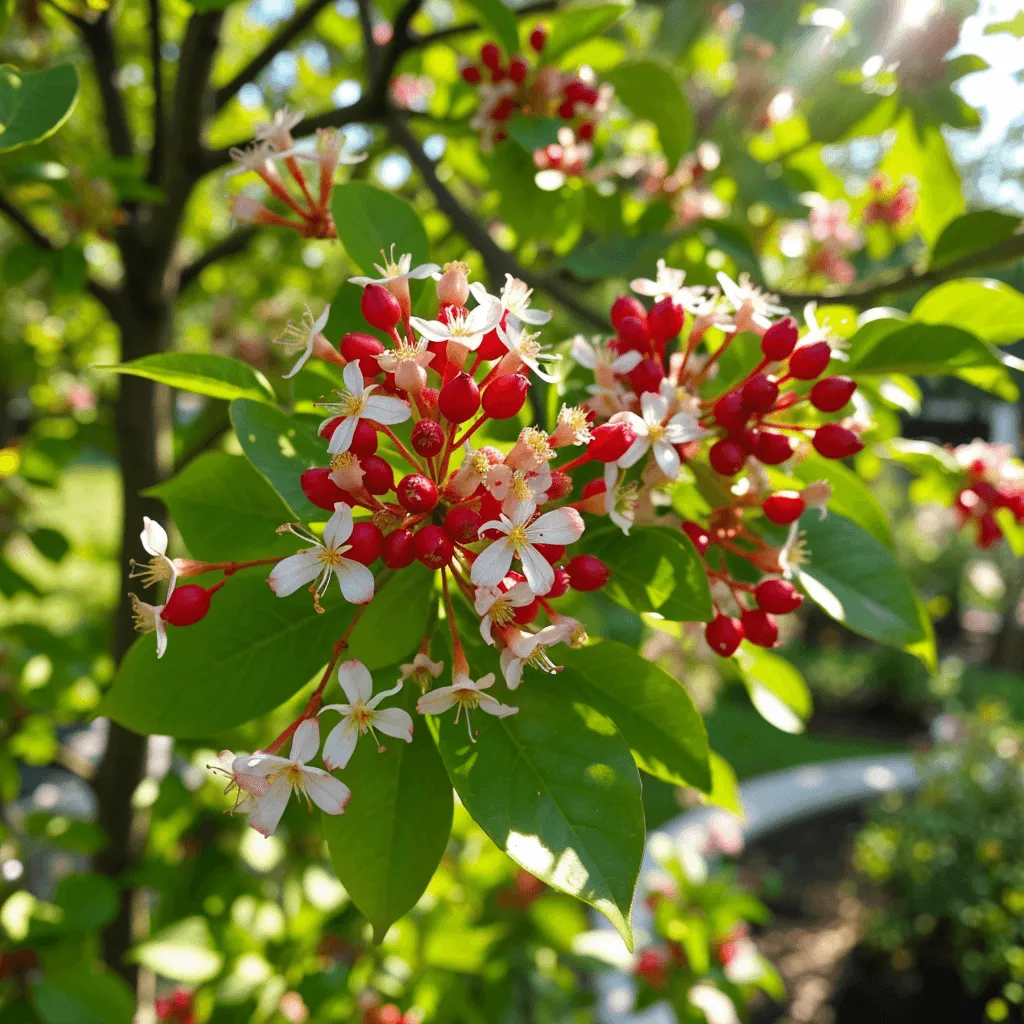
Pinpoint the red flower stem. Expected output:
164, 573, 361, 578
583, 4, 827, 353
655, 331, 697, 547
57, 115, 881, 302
705, 567, 755, 592
452, 413, 488, 449
441, 569, 469, 675
205, 556, 285, 576
285, 155, 317, 211
693, 329, 738, 385
758, 422, 815, 432
437, 422, 458, 482
379, 425, 427, 475
260, 168, 314, 220
557, 451, 593, 474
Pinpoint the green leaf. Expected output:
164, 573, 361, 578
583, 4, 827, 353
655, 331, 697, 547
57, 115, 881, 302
558, 640, 710, 791
0, 64, 78, 152
100, 353, 274, 403
734, 643, 811, 735
704, 751, 743, 817
847, 321, 1018, 401
27, 526, 69, 562
604, 60, 692, 165
129, 917, 224, 984
101, 566, 434, 737
507, 116, 563, 151
984, 11, 1024, 36
146, 452, 294, 562
805, 83, 886, 144
770, 450, 892, 548
323, 680, 453, 941
928, 212, 1021, 271
582, 525, 712, 622
542, 1, 632, 62
995, 508, 1024, 557
437, 682, 644, 948
330, 181, 429, 276
912, 278, 1024, 346
463, 0, 519, 53
31, 965, 134, 1024
795, 512, 932, 662
562, 233, 675, 279
230, 399, 327, 521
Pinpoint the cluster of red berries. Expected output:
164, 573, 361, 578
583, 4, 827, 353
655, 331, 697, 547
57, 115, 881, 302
156, 991, 196, 1024
362, 1003, 416, 1024
862, 173, 918, 227
952, 454, 1024, 550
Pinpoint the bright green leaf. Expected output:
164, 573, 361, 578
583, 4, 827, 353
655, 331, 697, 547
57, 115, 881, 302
542, 1, 632, 62
100, 353, 274, 403
559, 640, 710, 791
928, 212, 1021, 271
734, 643, 811, 735
330, 181, 429, 276
604, 60, 692, 165
912, 278, 1024, 345
704, 752, 743, 818
130, 917, 224, 984
323, 680, 453, 941
0, 64, 78, 152
984, 11, 1024, 36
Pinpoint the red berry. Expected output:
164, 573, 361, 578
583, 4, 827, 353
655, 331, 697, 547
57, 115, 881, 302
681, 520, 710, 556
812, 423, 863, 460
705, 614, 743, 656
546, 470, 572, 501
741, 609, 778, 648
810, 376, 856, 412
648, 298, 684, 344
617, 316, 650, 353
529, 24, 547, 52
535, 543, 565, 565
741, 374, 779, 413
761, 316, 799, 360
360, 284, 402, 331
577, 120, 594, 141
513, 599, 540, 624
788, 341, 831, 380
762, 491, 806, 525
755, 431, 794, 465
444, 506, 482, 543
581, 478, 606, 500
713, 392, 748, 430
160, 584, 211, 627
709, 439, 746, 476
461, 63, 481, 84
566, 554, 610, 591
548, 567, 571, 598
397, 473, 439, 514
629, 357, 664, 395
477, 320, 508, 360
411, 419, 445, 458
481, 41, 501, 69
976, 513, 1003, 549
382, 527, 416, 569
438, 372, 480, 424
482, 373, 531, 419
610, 295, 647, 328
346, 522, 383, 565
414, 525, 453, 569
301, 467, 353, 510
491, 96, 515, 120
557, 98, 576, 119
755, 578, 804, 614
509, 55, 528, 84
361, 455, 395, 494
588, 421, 637, 462
341, 332, 386, 375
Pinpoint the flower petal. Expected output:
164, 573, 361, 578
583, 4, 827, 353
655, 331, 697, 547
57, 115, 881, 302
518, 542, 555, 597
334, 559, 375, 605
154, 616, 168, 659
247, 776, 292, 837
291, 717, 321, 763
617, 435, 650, 469
337, 658, 373, 703
303, 767, 351, 815
234, 752, 290, 776
322, 718, 359, 771
327, 415, 359, 455
322, 504, 354, 549
527, 506, 585, 545
470, 537, 515, 587
653, 439, 681, 479
364, 394, 412, 425
406, 262, 442, 280
268, 551, 323, 597
417, 685, 458, 715
140, 517, 168, 557
373, 707, 415, 741
640, 390, 668, 425
408, 317, 451, 342
343, 360, 365, 395
499, 649, 523, 689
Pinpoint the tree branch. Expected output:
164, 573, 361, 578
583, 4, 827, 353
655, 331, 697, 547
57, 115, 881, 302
179, 227, 260, 289
404, 0, 556, 52
80, 12, 135, 159
0, 193, 56, 250
389, 113, 608, 330
213, 0, 336, 111
776, 231, 1024, 309
147, 0, 165, 185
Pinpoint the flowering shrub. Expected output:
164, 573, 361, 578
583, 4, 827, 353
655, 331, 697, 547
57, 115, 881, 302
855, 704, 1024, 1020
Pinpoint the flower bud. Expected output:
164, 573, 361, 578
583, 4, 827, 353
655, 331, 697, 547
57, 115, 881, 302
301, 467, 354, 510
346, 522, 383, 565
709, 439, 746, 476
681, 520, 711, 555
755, 431, 794, 466
741, 374, 779, 413
741, 609, 778, 648
361, 284, 402, 331
438, 372, 481, 423
705, 614, 743, 656
341, 332, 386, 375
382, 527, 416, 568
762, 491, 805, 525
361, 455, 395, 494
810, 376, 856, 412
648, 298, 684, 344
414, 525, 453, 568
760, 316, 798, 360
161, 584, 212, 627
397, 473, 439, 514
788, 341, 831, 380
546, 470, 573, 502
565, 554, 610, 591
482, 373, 530, 419
628, 357, 663, 395
610, 295, 647, 328
812, 423, 863, 460
754, 578, 803, 614
436, 261, 470, 306
443, 506, 482, 543
588, 421, 636, 462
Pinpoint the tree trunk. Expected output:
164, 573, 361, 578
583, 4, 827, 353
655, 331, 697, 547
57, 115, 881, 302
93, 292, 173, 983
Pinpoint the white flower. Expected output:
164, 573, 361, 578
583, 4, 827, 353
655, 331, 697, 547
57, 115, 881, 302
319, 660, 414, 770
416, 671, 518, 740
268, 503, 375, 607
800, 301, 848, 358
604, 464, 639, 535
409, 296, 502, 353
349, 247, 441, 290
485, 463, 552, 516
569, 335, 643, 378
474, 578, 535, 645
471, 501, 585, 596
254, 107, 304, 151
613, 391, 708, 479
496, 317, 560, 381
208, 749, 271, 813
470, 275, 552, 326
550, 404, 592, 447
129, 517, 178, 593
279, 304, 331, 379
226, 140, 284, 179
318, 361, 410, 455
274, 127, 366, 169
630, 259, 709, 311
447, 442, 501, 499
715, 271, 788, 331
499, 624, 568, 689
232, 719, 350, 837
375, 336, 432, 393
399, 653, 445, 690
129, 594, 169, 659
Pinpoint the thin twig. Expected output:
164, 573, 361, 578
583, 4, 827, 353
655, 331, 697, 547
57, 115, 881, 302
147, 0, 165, 184
179, 227, 260, 289
0, 193, 56, 250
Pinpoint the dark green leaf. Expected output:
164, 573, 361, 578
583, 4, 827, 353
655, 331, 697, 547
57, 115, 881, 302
928, 212, 1021, 271
559, 640, 710, 791
437, 682, 644, 947
100, 353, 274, 402
323, 680, 453, 941
0, 64, 78, 152
507, 116, 563, 151
604, 60, 692, 165
463, 0, 519, 53
146, 452, 294, 562
31, 966, 134, 1024
582, 525, 712, 622
26, 527, 69, 563
230, 399, 327, 521
795, 511, 933, 661
912, 278, 1024, 345
562, 233, 675, 279
330, 181, 428, 276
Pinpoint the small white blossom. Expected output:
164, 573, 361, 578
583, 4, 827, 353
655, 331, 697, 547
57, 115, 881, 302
715, 271, 788, 331
470, 275, 552, 326
279, 304, 330, 379
496, 317, 560, 381
613, 391, 708, 480
409, 296, 502, 353
474, 578, 535, 645
317, 361, 410, 455
416, 672, 518, 740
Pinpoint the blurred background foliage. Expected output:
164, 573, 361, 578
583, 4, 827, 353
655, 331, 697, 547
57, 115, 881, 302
2, 0, 1024, 1021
